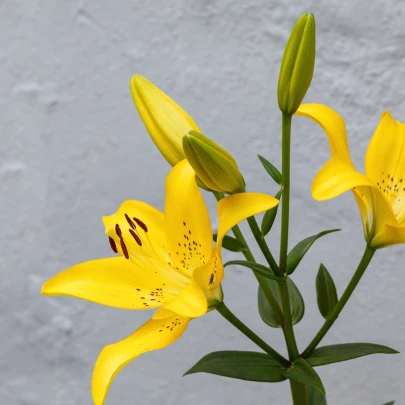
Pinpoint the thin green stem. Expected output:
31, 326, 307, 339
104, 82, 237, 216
279, 281, 299, 358
229, 220, 256, 262
232, 220, 285, 323
213, 191, 255, 262
216, 302, 289, 366
279, 113, 292, 276
247, 216, 280, 276
289, 381, 307, 405
213, 192, 284, 324
302, 244, 376, 358
277, 112, 301, 363
233, 224, 284, 325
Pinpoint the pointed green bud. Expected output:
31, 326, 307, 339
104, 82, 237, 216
182, 130, 245, 194
278, 13, 316, 115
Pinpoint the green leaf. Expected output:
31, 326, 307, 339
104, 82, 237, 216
261, 188, 283, 237
184, 351, 286, 382
287, 229, 341, 275
307, 343, 399, 367
316, 264, 338, 318
381, 401, 395, 405
213, 234, 245, 252
257, 155, 282, 184
258, 276, 304, 328
224, 260, 283, 281
283, 358, 325, 395
307, 387, 327, 405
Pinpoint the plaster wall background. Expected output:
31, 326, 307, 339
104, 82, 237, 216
1, 1, 404, 404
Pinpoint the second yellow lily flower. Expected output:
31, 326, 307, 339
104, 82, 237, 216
297, 103, 405, 248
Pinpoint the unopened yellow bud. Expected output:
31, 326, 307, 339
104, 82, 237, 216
182, 130, 245, 194
130, 74, 200, 166
278, 13, 316, 115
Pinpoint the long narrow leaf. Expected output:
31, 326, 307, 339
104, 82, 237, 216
316, 264, 338, 318
184, 351, 286, 382
287, 229, 341, 275
261, 188, 283, 236
257, 155, 282, 184
224, 260, 282, 281
307, 343, 399, 367
258, 276, 304, 328
307, 387, 327, 405
283, 358, 325, 394
213, 234, 246, 252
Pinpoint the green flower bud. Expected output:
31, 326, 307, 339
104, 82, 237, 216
278, 13, 316, 115
182, 130, 245, 194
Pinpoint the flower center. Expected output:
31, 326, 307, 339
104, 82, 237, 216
107, 214, 152, 260
376, 171, 405, 222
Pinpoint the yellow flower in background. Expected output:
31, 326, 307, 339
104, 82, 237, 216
131, 74, 201, 166
297, 103, 405, 248
41, 160, 279, 405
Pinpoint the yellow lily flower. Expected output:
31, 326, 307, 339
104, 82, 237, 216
41, 159, 279, 405
297, 103, 405, 248
131, 75, 201, 166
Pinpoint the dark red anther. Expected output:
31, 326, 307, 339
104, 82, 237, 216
125, 214, 137, 230
120, 239, 129, 259
133, 217, 148, 232
129, 229, 142, 246
115, 224, 122, 238
209, 273, 215, 284
108, 237, 118, 253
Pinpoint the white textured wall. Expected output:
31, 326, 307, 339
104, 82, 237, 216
2, 1, 404, 404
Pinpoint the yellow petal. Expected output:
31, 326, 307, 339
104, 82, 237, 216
371, 223, 405, 248
165, 160, 213, 278
352, 185, 399, 247
296, 104, 352, 164
193, 249, 224, 289
164, 276, 208, 318
92, 314, 190, 405
352, 186, 373, 241
102, 200, 169, 263
312, 157, 376, 200
152, 307, 174, 320
130, 75, 200, 166
312, 157, 400, 247
41, 257, 186, 310
365, 111, 405, 224
217, 193, 279, 256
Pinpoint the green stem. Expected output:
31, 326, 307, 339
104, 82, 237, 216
290, 381, 307, 405
213, 191, 256, 262
279, 281, 299, 358
213, 192, 284, 325
302, 244, 376, 358
247, 216, 280, 276
277, 112, 301, 363
279, 113, 292, 275
233, 224, 284, 325
229, 219, 256, 262
216, 302, 289, 366
230, 219, 286, 326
